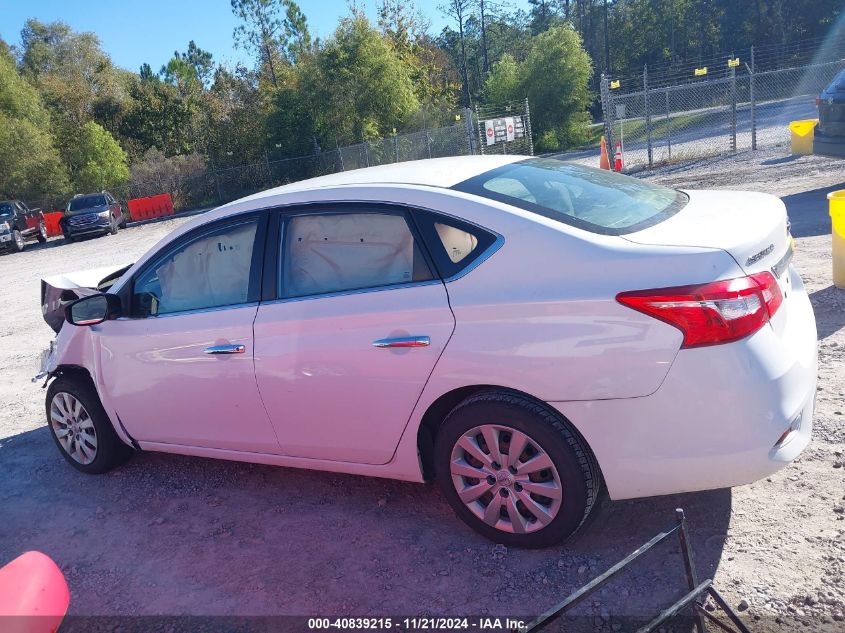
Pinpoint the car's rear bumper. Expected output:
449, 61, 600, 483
814, 132, 845, 158
551, 265, 818, 500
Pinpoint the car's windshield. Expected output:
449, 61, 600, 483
0, 202, 14, 218
452, 158, 688, 235
68, 194, 106, 212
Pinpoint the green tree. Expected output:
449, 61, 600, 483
483, 52, 520, 102
202, 65, 268, 166
439, 0, 473, 106
120, 76, 194, 157
63, 121, 129, 191
20, 20, 120, 128
307, 16, 419, 144
0, 48, 69, 198
522, 25, 592, 150
231, 0, 312, 87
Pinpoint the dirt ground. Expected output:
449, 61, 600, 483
0, 147, 843, 632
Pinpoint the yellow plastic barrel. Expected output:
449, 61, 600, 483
790, 119, 817, 155
828, 190, 845, 288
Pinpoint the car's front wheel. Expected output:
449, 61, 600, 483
434, 391, 601, 548
10, 228, 24, 252
46, 376, 133, 474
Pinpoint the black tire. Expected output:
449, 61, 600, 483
45, 375, 133, 474
108, 219, 118, 235
36, 220, 48, 243
118, 214, 127, 228
10, 228, 24, 252
434, 390, 601, 548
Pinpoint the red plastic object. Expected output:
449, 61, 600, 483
0, 551, 69, 633
127, 193, 175, 222
42, 212, 63, 238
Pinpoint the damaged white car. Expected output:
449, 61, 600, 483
38, 156, 817, 548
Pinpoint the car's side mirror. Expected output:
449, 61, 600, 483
65, 294, 121, 326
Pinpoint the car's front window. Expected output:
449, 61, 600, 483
452, 158, 688, 235
68, 195, 106, 213
131, 219, 259, 317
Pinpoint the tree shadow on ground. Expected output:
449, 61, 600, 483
783, 182, 845, 238
809, 284, 845, 340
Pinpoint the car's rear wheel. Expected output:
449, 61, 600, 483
434, 391, 601, 548
36, 220, 48, 243
46, 376, 133, 474
10, 229, 24, 252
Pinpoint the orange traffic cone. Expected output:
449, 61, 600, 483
599, 136, 610, 170
614, 142, 624, 172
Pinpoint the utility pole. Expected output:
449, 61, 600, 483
604, 0, 610, 73
670, 0, 675, 67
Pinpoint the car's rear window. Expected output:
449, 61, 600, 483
452, 158, 688, 235
68, 195, 106, 211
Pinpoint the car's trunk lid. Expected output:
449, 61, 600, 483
623, 189, 793, 333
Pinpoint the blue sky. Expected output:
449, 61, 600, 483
0, 0, 531, 73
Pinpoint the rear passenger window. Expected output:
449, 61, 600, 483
413, 210, 499, 279
281, 211, 433, 298
434, 223, 478, 263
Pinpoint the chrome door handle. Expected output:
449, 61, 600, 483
204, 344, 246, 355
372, 336, 430, 348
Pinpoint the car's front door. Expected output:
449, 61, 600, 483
97, 213, 280, 453
253, 205, 455, 465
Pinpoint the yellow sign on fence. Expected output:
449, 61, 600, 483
694, 67, 708, 76
728, 58, 740, 68
610, 80, 620, 89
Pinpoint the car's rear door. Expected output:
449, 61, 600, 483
97, 212, 280, 453
252, 204, 455, 465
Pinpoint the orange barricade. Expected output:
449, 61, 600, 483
127, 193, 175, 222
43, 212, 64, 237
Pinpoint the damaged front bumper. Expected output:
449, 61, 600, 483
33, 340, 57, 385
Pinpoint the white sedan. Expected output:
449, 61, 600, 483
41, 156, 817, 548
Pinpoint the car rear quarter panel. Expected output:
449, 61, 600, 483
398, 188, 746, 403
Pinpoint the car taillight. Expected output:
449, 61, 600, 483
616, 272, 783, 348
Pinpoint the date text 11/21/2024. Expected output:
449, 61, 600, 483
306, 617, 528, 631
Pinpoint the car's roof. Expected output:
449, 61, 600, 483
241, 155, 526, 201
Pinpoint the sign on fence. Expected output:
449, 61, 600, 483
484, 117, 525, 146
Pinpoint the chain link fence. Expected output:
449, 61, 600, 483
24, 101, 534, 216
601, 52, 845, 170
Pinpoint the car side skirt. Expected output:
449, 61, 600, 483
136, 441, 428, 483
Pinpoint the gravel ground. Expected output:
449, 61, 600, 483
0, 148, 843, 632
